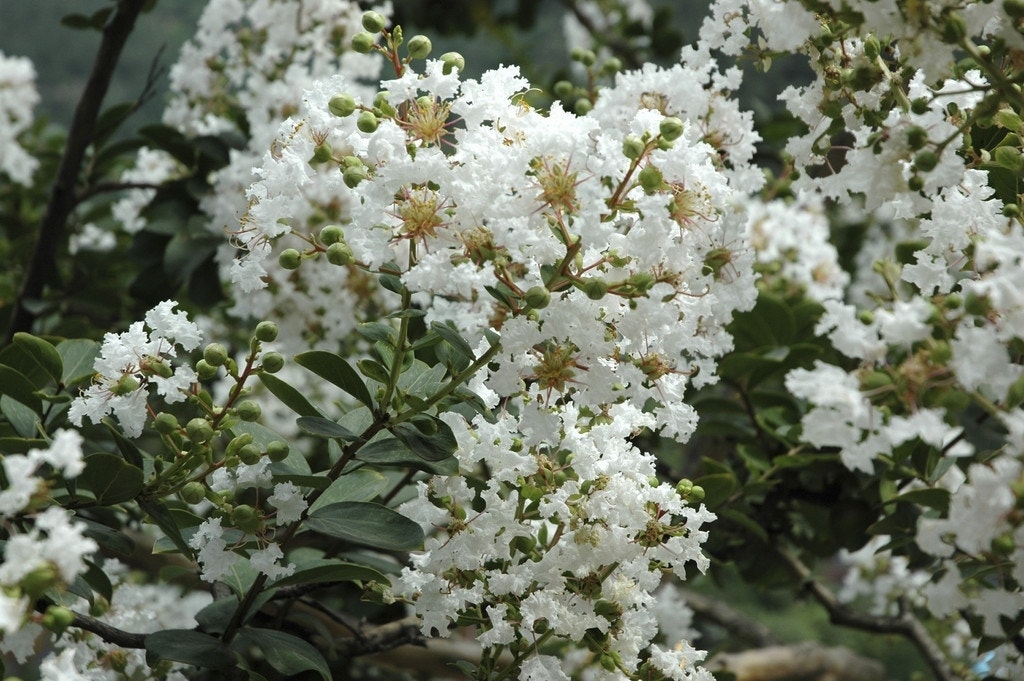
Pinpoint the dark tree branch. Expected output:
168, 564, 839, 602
778, 548, 960, 681
679, 587, 783, 648
5, 0, 148, 345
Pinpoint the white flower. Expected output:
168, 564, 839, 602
268, 482, 307, 525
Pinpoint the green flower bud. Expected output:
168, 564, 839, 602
230, 504, 263, 534
237, 443, 262, 465
180, 481, 207, 505
112, 373, 140, 396
352, 31, 377, 53
860, 371, 894, 391
279, 248, 302, 270
573, 48, 597, 67
203, 343, 229, 367
907, 175, 925, 192
195, 359, 219, 381
326, 241, 355, 266
261, 351, 285, 374
638, 164, 663, 193
914, 150, 939, 172
583, 278, 609, 300
42, 605, 75, 635
236, 400, 261, 422
357, 111, 379, 133
342, 155, 364, 168
601, 57, 622, 75
19, 564, 58, 599
328, 93, 357, 117
319, 224, 344, 247
440, 51, 465, 75
863, 35, 881, 60
343, 164, 369, 188
659, 116, 684, 142
940, 12, 967, 43
574, 98, 593, 115
310, 141, 333, 164
266, 440, 290, 462
186, 417, 214, 444
553, 80, 574, 99
1003, 203, 1021, 217
688, 485, 705, 503
524, 285, 551, 309
361, 10, 387, 32
153, 412, 179, 435
254, 321, 279, 343
622, 134, 645, 160
910, 98, 930, 115
905, 126, 928, 150
407, 35, 432, 60
142, 356, 173, 379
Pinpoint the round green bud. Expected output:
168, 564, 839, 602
342, 155, 364, 169
907, 175, 924, 192
583, 278, 609, 300
688, 485, 705, 503
153, 412, 180, 435
440, 51, 466, 75
601, 57, 622, 75
230, 504, 263, 534
326, 241, 355, 266
361, 10, 387, 33
524, 285, 551, 309
659, 116, 684, 142
111, 373, 140, 397
576, 48, 597, 67
195, 359, 218, 381
857, 310, 875, 324
910, 97, 930, 115
261, 351, 285, 374
638, 164, 663, 193
574, 97, 593, 115
860, 370, 894, 391
266, 440, 290, 463
356, 111, 379, 133
203, 343, 229, 367
906, 126, 928, 150
863, 35, 881, 60
914, 150, 939, 172
343, 164, 369, 188
227, 433, 253, 456
237, 443, 262, 465
19, 564, 58, 599
279, 248, 302, 270
254, 320, 279, 343
236, 400, 262, 422
186, 417, 215, 444
622, 134, 646, 160
320, 225, 344, 249
352, 31, 377, 53
676, 479, 693, 497
311, 142, 333, 164
1003, 203, 1021, 217
328, 93, 357, 117
180, 481, 207, 505
553, 80, 574, 99
407, 35, 432, 60
42, 605, 75, 634
143, 356, 173, 379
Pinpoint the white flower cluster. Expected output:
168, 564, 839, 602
0, 50, 40, 185
69, 301, 202, 437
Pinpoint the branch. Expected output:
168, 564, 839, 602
778, 548, 960, 681
707, 642, 885, 681
678, 587, 782, 648
5, 0, 148, 344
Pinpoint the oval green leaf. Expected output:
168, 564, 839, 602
305, 502, 424, 551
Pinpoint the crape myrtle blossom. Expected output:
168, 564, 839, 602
69, 301, 202, 438
0, 50, 40, 185
234, 42, 763, 676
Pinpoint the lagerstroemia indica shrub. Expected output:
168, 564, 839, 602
2, 0, 1024, 679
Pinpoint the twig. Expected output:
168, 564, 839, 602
678, 587, 782, 648
5, 0, 148, 344
777, 547, 960, 681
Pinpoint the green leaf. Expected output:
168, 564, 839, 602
355, 435, 420, 466
391, 419, 457, 462
80, 518, 134, 556
398, 361, 447, 399
139, 500, 194, 557
93, 101, 137, 147
79, 453, 144, 505
717, 508, 768, 543
258, 373, 321, 418
296, 416, 361, 442
139, 124, 194, 166
145, 629, 237, 670
305, 502, 424, 551
268, 559, 387, 588
356, 322, 397, 345
57, 339, 100, 385
692, 473, 738, 508
892, 487, 951, 513
295, 350, 374, 408
356, 359, 391, 385
0, 365, 42, 412
233, 628, 330, 681
105, 421, 145, 468
1, 396, 39, 437
310, 469, 388, 513
11, 333, 62, 386
430, 321, 475, 360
